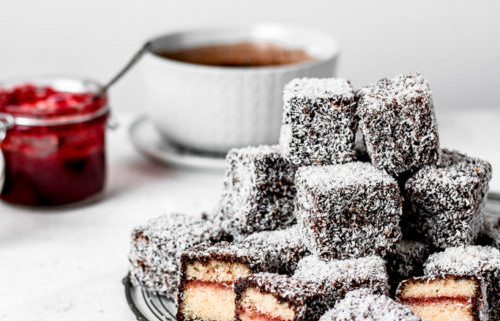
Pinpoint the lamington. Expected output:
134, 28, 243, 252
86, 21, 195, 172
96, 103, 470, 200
319, 289, 423, 321
357, 72, 439, 177
424, 245, 500, 320
397, 274, 488, 321
234, 273, 330, 321
279, 77, 357, 166
177, 227, 308, 321
295, 162, 402, 259
217, 145, 296, 239
385, 240, 429, 294
128, 212, 226, 294
404, 149, 493, 248
293, 255, 390, 303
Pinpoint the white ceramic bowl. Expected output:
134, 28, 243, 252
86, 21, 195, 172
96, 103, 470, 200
140, 24, 339, 154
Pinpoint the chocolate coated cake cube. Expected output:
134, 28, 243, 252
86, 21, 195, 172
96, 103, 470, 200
280, 77, 357, 166
217, 145, 296, 239
404, 149, 492, 248
357, 72, 439, 177
424, 245, 500, 321
296, 162, 402, 259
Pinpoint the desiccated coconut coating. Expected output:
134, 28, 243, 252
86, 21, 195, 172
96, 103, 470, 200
357, 72, 439, 177
403, 149, 493, 248
319, 289, 423, 321
279, 77, 357, 167
217, 145, 296, 239
293, 255, 390, 303
128, 212, 226, 294
234, 273, 331, 321
384, 240, 429, 295
181, 226, 308, 276
295, 162, 403, 259
424, 245, 500, 321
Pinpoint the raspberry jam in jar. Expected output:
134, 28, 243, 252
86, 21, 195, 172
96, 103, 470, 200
0, 77, 109, 206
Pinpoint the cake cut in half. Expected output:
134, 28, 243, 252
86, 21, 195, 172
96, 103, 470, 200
179, 260, 250, 321
423, 245, 500, 320
177, 227, 308, 321
234, 273, 330, 321
397, 274, 488, 321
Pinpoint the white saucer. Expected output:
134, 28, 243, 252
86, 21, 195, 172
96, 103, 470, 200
129, 116, 226, 170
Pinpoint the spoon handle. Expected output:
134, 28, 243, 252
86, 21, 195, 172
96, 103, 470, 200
97, 41, 153, 96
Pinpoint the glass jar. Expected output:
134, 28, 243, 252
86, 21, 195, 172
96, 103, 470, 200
0, 76, 109, 206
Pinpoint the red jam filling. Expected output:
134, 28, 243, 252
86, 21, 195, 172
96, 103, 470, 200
0, 84, 108, 206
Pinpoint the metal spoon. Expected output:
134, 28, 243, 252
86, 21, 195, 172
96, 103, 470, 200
96, 41, 153, 97
95, 41, 153, 129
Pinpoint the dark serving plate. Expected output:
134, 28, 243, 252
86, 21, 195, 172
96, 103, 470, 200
124, 192, 500, 321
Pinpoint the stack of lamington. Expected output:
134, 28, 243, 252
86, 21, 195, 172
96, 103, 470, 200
129, 73, 499, 321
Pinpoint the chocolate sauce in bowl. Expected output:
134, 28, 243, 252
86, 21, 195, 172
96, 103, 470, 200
156, 42, 316, 67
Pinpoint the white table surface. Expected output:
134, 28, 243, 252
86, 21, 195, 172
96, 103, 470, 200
1, 110, 499, 320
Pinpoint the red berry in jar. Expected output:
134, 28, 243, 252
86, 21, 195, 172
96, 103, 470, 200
0, 77, 109, 206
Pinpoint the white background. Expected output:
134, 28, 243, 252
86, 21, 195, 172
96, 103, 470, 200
0, 0, 499, 112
